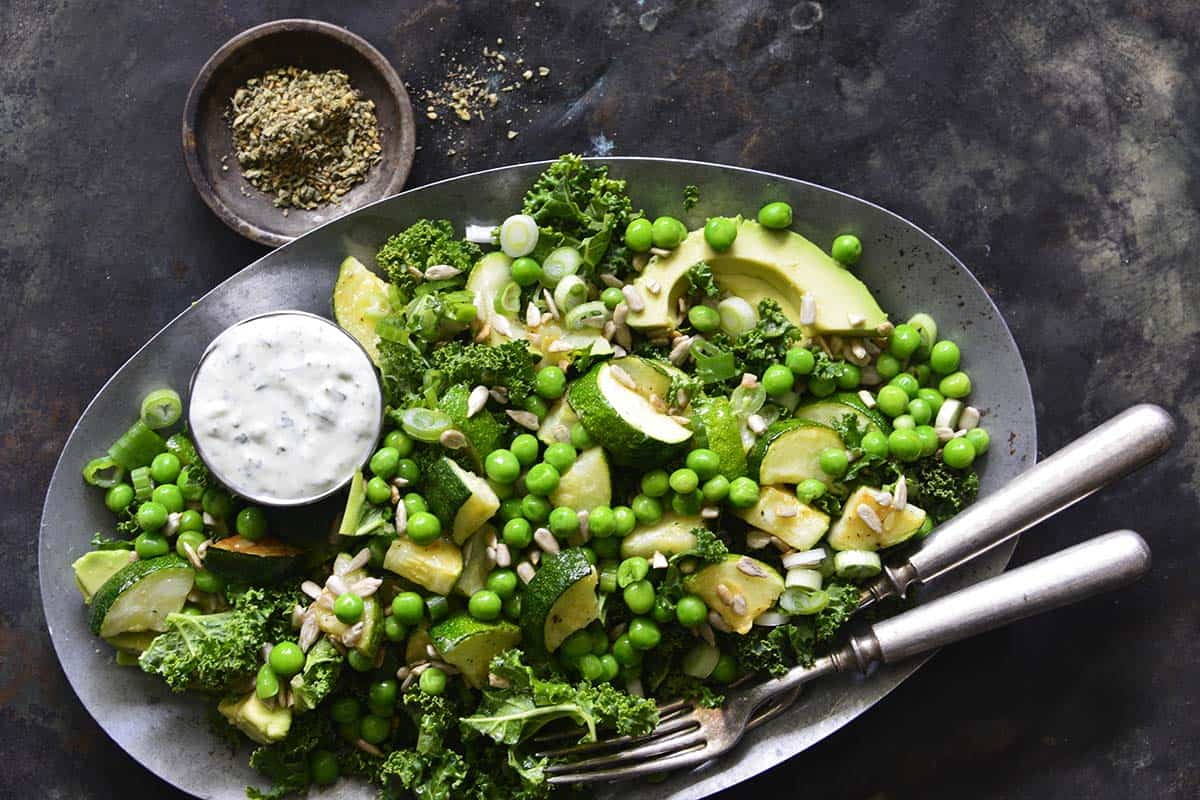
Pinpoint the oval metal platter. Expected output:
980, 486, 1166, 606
39, 158, 1036, 799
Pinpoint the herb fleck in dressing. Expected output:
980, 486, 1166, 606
190, 313, 381, 504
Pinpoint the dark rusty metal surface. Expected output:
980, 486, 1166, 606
2, 1, 1199, 799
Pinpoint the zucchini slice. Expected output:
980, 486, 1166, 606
549, 446, 612, 512
441, 383, 506, 472
204, 536, 303, 584
684, 554, 784, 634
430, 614, 522, 688
425, 457, 500, 544
733, 486, 830, 551
332, 255, 392, 366
383, 536, 463, 596
794, 392, 890, 436
827, 486, 927, 551
619, 513, 704, 559
520, 548, 598, 653
747, 419, 843, 485
88, 555, 194, 638
454, 524, 495, 598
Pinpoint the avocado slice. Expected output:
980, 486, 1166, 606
625, 220, 887, 335
827, 486, 926, 551
218, 692, 292, 744
73, 550, 135, 604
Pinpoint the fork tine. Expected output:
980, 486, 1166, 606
537, 714, 699, 759
546, 726, 706, 776
547, 741, 712, 785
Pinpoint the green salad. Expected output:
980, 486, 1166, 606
74, 155, 988, 799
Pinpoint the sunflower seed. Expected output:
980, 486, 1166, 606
517, 561, 536, 584
316, 593, 335, 611
701, 505, 720, 519
495, 542, 512, 567
349, 577, 382, 598
407, 265, 424, 280
644, 277, 662, 295
526, 303, 542, 328
299, 616, 319, 651
857, 389, 877, 408
534, 527, 560, 554
857, 504, 884, 533
474, 322, 492, 342
506, 409, 541, 430
181, 541, 203, 570
731, 595, 748, 616
737, 557, 768, 578
651, 551, 669, 569
603, 320, 616, 339
746, 530, 772, 549
301, 581, 323, 600
668, 335, 693, 365
467, 385, 490, 418
577, 509, 590, 542
599, 273, 623, 288
774, 504, 797, 518
747, 414, 767, 435
707, 610, 733, 633
389, 485, 401, 505
715, 583, 735, 606
342, 622, 365, 647
847, 312, 866, 328
529, 548, 541, 565
394, 500, 408, 535
610, 364, 636, 389
893, 475, 908, 511
875, 490, 892, 507
424, 264, 462, 281
935, 426, 956, 443
491, 314, 514, 337
960, 406, 981, 430
621, 285, 645, 312
291, 605, 306, 628
875, 321, 895, 336
356, 740, 385, 757
615, 323, 633, 350
202, 511, 216, 527
800, 295, 817, 325
489, 385, 509, 404
395, 665, 412, 681
613, 302, 629, 326
326, 574, 349, 596
649, 393, 667, 413
543, 288, 560, 319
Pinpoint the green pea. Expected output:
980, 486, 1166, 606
612, 505, 637, 537
728, 477, 760, 509
588, 506, 617, 538
535, 365, 567, 399
544, 442, 577, 473
487, 568, 519, 598
669, 468, 700, 494
178, 509, 204, 533
601, 287, 625, 310
892, 414, 916, 430
855, 431, 888, 461
675, 594, 707, 626
560, 629, 594, 659
624, 218, 654, 252
704, 216, 738, 251
911, 363, 933, 386
943, 438, 976, 469
640, 470, 670, 498
907, 398, 933, 425
502, 517, 533, 548
511, 256, 543, 286
875, 352, 902, 380
136, 501, 168, 531
672, 490, 703, 516
611, 634, 642, 667
688, 305, 721, 333
310, 750, 339, 786
396, 458, 421, 483
786, 347, 815, 375
889, 373, 920, 398
808, 376, 836, 397
366, 476, 392, 505
269, 641, 305, 677
407, 511, 442, 545
152, 484, 184, 513
511, 433, 540, 466
524, 463, 560, 496
916, 387, 944, 415
469, 589, 503, 621
568, 424, 593, 451
576, 653, 603, 681
236, 507, 269, 541
711, 654, 738, 684
836, 363, 862, 390
255, 664, 280, 699
175, 530, 206, 559
915, 425, 940, 457
874, 386, 907, 418
134, 531, 169, 559
391, 592, 425, 625
627, 617, 662, 650
420, 666, 447, 695
888, 324, 921, 359
104, 483, 134, 513
965, 428, 990, 455
330, 696, 360, 723
359, 714, 391, 744
888, 429, 923, 462
549, 506, 579, 537
384, 429, 415, 457
631, 494, 663, 524
498, 498, 524, 523
831, 234, 862, 265
701, 475, 730, 503
685, 449, 722, 481
485, 449, 521, 484
335, 592, 364, 624
930, 340, 961, 374
369, 446, 401, 479
193, 568, 224, 594
761, 364, 795, 396
347, 649, 374, 672
757, 201, 793, 229
795, 478, 827, 504
818, 448, 849, 478
523, 394, 549, 420
939, 371, 972, 399
521, 494, 551, 523
652, 594, 676, 623
599, 653, 620, 682
149, 452, 181, 484
623, 579, 656, 615
651, 216, 687, 249
384, 616, 407, 642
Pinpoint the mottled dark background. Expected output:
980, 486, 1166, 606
2, 1, 1197, 798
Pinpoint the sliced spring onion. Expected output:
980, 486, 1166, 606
164, 434, 199, 466
785, 567, 824, 591
375, 315, 408, 343
400, 407, 453, 443
833, 549, 883, 580
681, 642, 721, 679
446, 301, 478, 325
753, 609, 792, 627
499, 214, 539, 257
782, 547, 828, 570
564, 300, 608, 331
691, 338, 737, 384
82, 456, 125, 488
598, 564, 618, 594
553, 275, 589, 313
140, 389, 182, 429
131, 466, 154, 501
779, 587, 830, 616
717, 297, 759, 337
907, 312, 938, 350
540, 246, 583, 287
107, 420, 167, 470
465, 223, 498, 245
493, 281, 522, 316
729, 383, 767, 419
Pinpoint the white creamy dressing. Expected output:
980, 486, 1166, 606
189, 313, 382, 504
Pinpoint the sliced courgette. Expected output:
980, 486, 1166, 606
104, 630, 160, 654
733, 486, 830, 551
619, 513, 704, 559
441, 383, 506, 473
88, 555, 194, 638
425, 456, 501, 544
520, 548, 598, 653
549, 446, 612, 512
537, 399, 580, 445
430, 614, 522, 688
383, 536, 463, 595
747, 419, 843, 485
454, 524, 495, 597
204, 536, 303, 584
794, 392, 890, 436
684, 554, 784, 635
332, 255, 392, 365
73, 550, 134, 604
827, 486, 927, 551
218, 692, 292, 745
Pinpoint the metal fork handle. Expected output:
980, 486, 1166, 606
862, 404, 1173, 606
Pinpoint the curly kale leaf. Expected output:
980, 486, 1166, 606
289, 637, 342, 713
653, 673, 725, 708
377, 339, 433, 408
735, 581, 860, 677
815, 581, 860, 642
904, 457, 980, 525
521, 154, 636, 276
400, 687, 459, 753
428, 339, 537, 404
709, 299, 801, 379
379, 748, 469, 800
246, 713, 332, 800
685, 261, 720, 298
682, 527, 729, 565
683, 184, 700, 210
89, 531, 133, 550
376, 219, 481, 297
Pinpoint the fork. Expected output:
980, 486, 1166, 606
542, 529, 1151, 783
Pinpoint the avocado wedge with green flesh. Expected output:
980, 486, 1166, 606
625, 220, 887, 335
